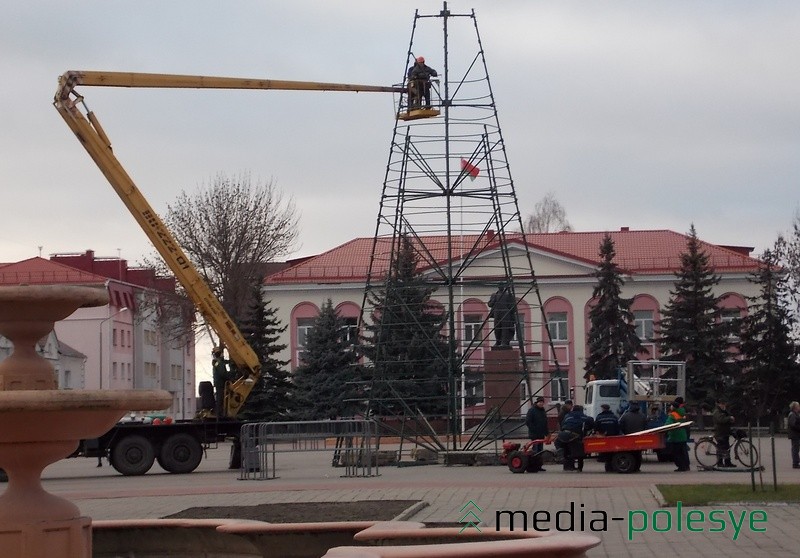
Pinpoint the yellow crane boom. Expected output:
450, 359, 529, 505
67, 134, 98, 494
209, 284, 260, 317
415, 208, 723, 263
54, 70, 402, 417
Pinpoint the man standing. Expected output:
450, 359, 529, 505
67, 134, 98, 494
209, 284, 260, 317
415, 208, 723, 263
619, 401, 647, 434
788, 401, 800, 469
557, 399, 574, 428
407, 56, 438, 109
212, 346, 230, 417
713, 398, 736, 468
618, 401, 647, 472
559, 405, 594, 472
525, 396, 549, 472
666, 399, 690, 472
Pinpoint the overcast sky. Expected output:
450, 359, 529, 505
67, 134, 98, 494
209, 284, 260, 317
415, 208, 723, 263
3, 1, 799, 267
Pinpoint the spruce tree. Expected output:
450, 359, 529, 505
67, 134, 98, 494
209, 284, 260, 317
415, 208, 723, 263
292, 299, 362, 419
237, 282, 292, 421
584, 234, 644, 380
775, 216, 800, 338
361, 236, 450, 416
732, 247, 800, 425
658, 225, 732, 405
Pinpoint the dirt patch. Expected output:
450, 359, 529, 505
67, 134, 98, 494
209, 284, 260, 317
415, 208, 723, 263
163, 500, 420, 523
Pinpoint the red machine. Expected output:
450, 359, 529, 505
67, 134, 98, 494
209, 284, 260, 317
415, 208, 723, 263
502, 435, 555, 473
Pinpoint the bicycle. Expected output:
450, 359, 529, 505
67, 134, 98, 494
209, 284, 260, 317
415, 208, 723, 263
693, 429, 759, 469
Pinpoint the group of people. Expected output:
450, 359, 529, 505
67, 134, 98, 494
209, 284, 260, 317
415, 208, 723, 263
524, 396, 693, 473
526, 396, 800, 473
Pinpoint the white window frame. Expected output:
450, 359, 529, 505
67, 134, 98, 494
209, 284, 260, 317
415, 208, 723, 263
633, 310, 655, 341
296, 317, 316, 363
547, 312, 568, 342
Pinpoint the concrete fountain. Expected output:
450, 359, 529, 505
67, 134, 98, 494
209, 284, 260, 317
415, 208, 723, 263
0, 284, 172, 557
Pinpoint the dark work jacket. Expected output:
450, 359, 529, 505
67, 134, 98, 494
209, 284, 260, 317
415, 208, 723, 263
713, 406, 734, 438
407, 62, 438, 81
561, 410, 594, 437
619, 409, 647, 434
595, 410, 620, 436
788, 411, 800, 440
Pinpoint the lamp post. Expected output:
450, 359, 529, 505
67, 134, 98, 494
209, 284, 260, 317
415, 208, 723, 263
98, 307, 128, 390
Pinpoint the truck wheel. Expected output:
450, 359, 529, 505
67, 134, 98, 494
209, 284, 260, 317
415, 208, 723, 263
507, 451, 529, 473
611, 452, 636, 474
110, 435, 155, 476
157, 433, 203, 474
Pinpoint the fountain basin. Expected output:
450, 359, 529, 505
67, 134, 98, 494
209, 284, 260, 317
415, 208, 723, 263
92, 519, 601, 558
0, 390, 171, 443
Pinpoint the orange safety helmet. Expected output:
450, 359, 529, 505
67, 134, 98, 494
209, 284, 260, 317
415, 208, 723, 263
416, 56, 425, 63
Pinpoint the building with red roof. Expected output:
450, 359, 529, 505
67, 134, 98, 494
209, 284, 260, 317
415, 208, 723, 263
263, 228, 761, 409
0, 253, 195, 419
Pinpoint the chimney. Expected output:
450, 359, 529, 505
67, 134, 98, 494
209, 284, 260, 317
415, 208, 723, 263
620, 227, 630, 232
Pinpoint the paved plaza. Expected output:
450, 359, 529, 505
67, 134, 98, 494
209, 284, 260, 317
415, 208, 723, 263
35, 436, 800, 557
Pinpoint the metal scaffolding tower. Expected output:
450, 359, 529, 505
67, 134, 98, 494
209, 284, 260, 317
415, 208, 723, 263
359, 3, 561, 451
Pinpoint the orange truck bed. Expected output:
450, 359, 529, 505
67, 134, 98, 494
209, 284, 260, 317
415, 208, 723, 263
584, 432, 665, 454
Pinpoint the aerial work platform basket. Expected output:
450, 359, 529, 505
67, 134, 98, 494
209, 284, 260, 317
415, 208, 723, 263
397, 107, 441, 121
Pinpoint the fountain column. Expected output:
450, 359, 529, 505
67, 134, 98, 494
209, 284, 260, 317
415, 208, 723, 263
0, 285, 172, 557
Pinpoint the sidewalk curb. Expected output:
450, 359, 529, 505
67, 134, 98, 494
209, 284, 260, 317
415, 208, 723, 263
393, 500, 429, 521
648, 484, 667, 507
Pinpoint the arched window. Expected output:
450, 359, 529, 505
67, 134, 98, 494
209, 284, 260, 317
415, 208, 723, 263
459, 298, 489, 367
290, 302, 320, 370
335, 301, 361, 349
631, 294, 660, 360
542, 297, 573, 402
719, 293, 747, 344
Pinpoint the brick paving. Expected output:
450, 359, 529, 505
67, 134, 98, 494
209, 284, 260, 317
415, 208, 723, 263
35, 436, 800, 557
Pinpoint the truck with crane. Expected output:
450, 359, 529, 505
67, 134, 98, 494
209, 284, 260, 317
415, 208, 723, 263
583, 360, 686, 421
54, 70, 403, 475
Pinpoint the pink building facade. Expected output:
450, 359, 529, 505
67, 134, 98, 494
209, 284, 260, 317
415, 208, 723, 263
262, 229, 761, 410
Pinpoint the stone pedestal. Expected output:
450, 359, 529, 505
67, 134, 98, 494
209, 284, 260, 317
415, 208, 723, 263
483, 348, 522, 418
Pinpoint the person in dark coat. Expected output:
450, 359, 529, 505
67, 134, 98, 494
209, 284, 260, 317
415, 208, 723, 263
525, 396, 549, 472
617, 401, 648, 471
788, 401, 800, 469
212, 346, 230, 417
713, 398, 736, 467
595, 404, 620, 436
558, 405, 594, 472
557, 399, 574, 428
619, 401, 648, 434
407, 56, 438, 109
646, 404, 667, 429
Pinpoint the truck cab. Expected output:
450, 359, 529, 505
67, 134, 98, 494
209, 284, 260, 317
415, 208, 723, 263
584, 379, 625, 419
583, 360, 686, 423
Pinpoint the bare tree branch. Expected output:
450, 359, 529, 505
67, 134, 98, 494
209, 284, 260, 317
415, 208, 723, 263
522, 191, 573, 233
151, 172, 299, 329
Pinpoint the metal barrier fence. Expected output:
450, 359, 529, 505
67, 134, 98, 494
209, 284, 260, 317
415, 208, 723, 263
239, 419, 380, 480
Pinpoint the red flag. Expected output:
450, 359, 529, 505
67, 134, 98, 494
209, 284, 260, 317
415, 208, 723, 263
460, 158, 480, 180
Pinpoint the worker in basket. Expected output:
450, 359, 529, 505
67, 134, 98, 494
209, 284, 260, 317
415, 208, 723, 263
407, 56, 438, 109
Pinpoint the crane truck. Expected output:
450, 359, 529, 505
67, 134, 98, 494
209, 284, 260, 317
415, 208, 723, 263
54, 70, 403, 475
583, 360, 686, 420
